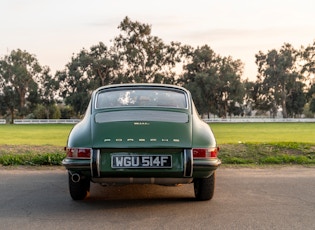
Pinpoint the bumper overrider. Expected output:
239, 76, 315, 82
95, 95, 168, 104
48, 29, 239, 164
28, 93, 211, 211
62, 148, 221, 182
62, 158, 90, 169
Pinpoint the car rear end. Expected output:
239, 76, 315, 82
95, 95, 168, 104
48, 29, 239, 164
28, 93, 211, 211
62, 84, 220, 200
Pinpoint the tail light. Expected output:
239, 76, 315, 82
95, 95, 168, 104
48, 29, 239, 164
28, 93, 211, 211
193, 147, 219, 158
65, 147, 92, 159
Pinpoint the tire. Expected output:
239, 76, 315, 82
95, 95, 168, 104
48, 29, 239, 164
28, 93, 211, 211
68, 172, 90, 200
194, 172, 215, 201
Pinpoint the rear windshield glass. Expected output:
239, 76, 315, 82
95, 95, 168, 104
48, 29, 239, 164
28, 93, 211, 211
95, 88, 187, 109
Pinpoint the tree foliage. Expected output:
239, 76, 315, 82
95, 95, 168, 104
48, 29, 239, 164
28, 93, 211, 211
255, 43, 305, 118
301, 40, 315, 78
181, 45, 244, 117
57, 17, 182, 114
114, 16, 181, 83
1, 18, 315, 119
301, 41, 315, 115
0, 49, 57, 122
56, 42, 121, 116
307, 84, 315, 113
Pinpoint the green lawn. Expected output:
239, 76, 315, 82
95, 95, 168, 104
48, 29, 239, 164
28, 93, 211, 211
0, 123, 314, 165
0, 122, 314, 146
0, 124, 74, 146
210, 122, 315, 144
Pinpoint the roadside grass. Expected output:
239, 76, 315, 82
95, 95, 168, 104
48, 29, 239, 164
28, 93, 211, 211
0, 124, 71, 166
218, 142, 315, 165
0, 152, 65, 166
210, 123, 315, 165
0, 123, 314, 166
0, 145, 65, 166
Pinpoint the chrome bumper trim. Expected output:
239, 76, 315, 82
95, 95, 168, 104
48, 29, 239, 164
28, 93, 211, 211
193, 158, 221, 169
183, 149, 193, 177
62, 159, 90, 169
91, 177, 193, 185
91, 149, 100, 177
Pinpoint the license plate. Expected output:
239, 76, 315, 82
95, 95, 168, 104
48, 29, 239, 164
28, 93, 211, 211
111, 155, 172, 168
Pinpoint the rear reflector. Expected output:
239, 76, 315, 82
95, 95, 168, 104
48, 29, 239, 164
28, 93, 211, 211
193, 147, 219, 158
65, 147, 92, 159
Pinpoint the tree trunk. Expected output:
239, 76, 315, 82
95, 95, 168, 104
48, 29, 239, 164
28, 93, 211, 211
281, 87, 288, 118
10, 107, 14, 124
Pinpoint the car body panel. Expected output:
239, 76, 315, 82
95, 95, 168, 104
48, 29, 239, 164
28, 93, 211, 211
62, 83, 221, 200
91, 115, 192, 148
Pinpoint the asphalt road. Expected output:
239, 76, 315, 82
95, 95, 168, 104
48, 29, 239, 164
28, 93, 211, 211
0, 166, 314, 230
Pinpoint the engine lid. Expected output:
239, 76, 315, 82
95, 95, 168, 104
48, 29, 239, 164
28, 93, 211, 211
91, 110, 192, 148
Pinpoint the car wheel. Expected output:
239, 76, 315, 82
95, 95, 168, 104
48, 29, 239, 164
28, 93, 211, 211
194, 172, 215, 201
68, 172, 90, 200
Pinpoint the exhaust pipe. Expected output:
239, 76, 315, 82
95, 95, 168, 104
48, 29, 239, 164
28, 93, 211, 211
71, 173, 81, 183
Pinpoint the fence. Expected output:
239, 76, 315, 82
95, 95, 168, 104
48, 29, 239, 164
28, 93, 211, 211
0, 118, 314, 124
203, 118, 315, 123
13, 119, 81, 124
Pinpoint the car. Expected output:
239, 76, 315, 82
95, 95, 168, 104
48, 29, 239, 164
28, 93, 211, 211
62, 83, 221, 201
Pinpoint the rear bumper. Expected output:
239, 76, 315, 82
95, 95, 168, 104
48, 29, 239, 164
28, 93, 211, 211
62, 150, 221, 180
92, 177, 193, 185
193, 158, 221, 169
62, 158, 90, 170
192, 158, 221, 178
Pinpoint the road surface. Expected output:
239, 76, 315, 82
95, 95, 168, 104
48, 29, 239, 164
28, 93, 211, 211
0, 166, 314, 229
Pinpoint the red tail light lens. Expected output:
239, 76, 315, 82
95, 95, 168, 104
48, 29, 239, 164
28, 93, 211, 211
193, 148, 207, 158
65, 147, 92, 159
193, 147, 219, 158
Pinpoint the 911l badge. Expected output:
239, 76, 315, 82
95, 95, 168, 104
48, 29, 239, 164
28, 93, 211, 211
134, 122, 150, 125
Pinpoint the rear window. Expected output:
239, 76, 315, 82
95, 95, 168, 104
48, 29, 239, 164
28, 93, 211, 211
95, 88, 187, 109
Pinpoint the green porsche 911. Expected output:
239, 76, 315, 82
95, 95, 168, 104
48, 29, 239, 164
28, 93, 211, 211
62, 84, 221, 201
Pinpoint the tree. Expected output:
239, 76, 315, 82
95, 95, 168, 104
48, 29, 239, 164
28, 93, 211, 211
285, 81, 306, 117
300, 40, 315, 78
30, 66, 60, 118
217, 56, 244, 117
180, 45, 244, 118
242, 80, 256, 116
57, 42, 121, 116
0, 85, 19, 123
56, 60, 91, 116
180, 45, 219, 116
33, 104, 61, 119
255, 43, 305, 118
114, 16, 181, 83
300, 41, 315, 116
59, 105, 75, 119
306, 84, 315, 113
58, 18, 183, 115
0, 49, 47, 121
86, 42, 121, 87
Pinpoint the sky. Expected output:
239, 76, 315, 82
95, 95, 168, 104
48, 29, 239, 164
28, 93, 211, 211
1, 0, 315, 81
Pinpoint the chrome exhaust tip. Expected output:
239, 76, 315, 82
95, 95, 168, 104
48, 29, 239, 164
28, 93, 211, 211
71, 173, 81, 183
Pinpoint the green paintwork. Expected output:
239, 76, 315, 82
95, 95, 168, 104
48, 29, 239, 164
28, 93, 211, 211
91, 117, 192, 148
64, 84, 220, 181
